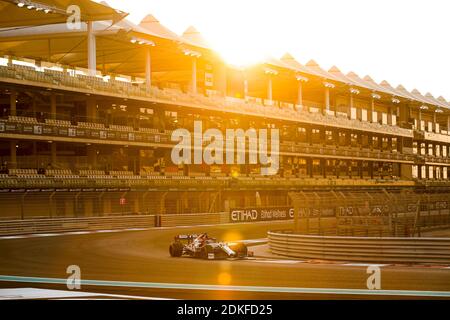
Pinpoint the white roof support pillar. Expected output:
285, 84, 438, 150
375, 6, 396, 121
349, 92, 354, 108
145, 46, 152, 93
182, 49, 201, 94
130, 37, 155, 92
264, 68, 278, 106
267, 76, 273, 105
297, 81, 303, 109
370, 97, 375, 123
295, 75, 308, 111
324, 87, 330, 112
87, 21, 97, 77
370, 93, 380, 124
349, 93, 353, 118
394, 105, 400, 126
390, 98, 400, 126
323, 82, 335, 115
349, 88, 360, 119
191, 56, 197, 94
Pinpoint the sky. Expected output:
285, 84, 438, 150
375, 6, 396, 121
104, 0, 450, 99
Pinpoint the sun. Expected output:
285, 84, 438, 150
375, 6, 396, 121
215, 45, 266, 67
210, 34, 271, 67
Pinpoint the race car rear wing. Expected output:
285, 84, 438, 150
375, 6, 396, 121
175, 234, 199, 240
174, 234, 217, 243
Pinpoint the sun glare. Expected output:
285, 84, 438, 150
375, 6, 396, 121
212, 40, 269, 67
103, 0, 450, 96
2, 0, 450, 305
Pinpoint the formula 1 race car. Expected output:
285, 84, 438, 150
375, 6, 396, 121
169, 233, 252, 260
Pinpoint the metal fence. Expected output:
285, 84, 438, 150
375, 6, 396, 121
0, 212, 230, 236
0, 190, 224, 220
0, 215, 156, 236
289, 190, 450, 237
268, 231, 450, 264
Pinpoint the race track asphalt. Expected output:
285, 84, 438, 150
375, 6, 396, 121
0, 221, 449, 299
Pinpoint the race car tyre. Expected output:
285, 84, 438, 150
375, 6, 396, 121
200, 245, 213, 259
169, 242, 184, 257
231, 243, 248, 257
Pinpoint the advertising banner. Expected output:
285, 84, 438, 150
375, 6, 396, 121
230, 207, 294, 223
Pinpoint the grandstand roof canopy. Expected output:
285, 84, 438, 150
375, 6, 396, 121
138, 15, 216, 56
0, 7, 222, 81
346, 71, 382, 93
0, 1, 448, 109
181, 26, 211, 50
396, 85, 445, 109
304, 59, 342, 83
409, 88, 443, 109
280, 53, 315, 78
0, 0, 127, 28
261, 56, 301, 77
425, 93, 447, 109
328, 65, 361, 88
438, 96, 449, 105
139, 14, 181, 42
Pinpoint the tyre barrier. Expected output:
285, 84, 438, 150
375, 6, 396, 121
268, 231, 450, 264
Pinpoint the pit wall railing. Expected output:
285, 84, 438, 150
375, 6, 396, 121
289, 191, 450, 238
265, 191, 450, 263
268, 231, 450, 264
2, 192, 449, 237
0, 212, 230, 236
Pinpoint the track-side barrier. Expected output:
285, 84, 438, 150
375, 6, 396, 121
0, 215, 157, 236
268, 231, 450, 264
0, 212, 232, 236
159, 212, 228, 227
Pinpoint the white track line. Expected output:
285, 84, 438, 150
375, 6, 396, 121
0, 228, 152, 240
0, 236, 28, 240
1, 275, 450, 298
64, 231, 92, 235
248, 259, 304, 264
0, 288, 169, 300
241, 238, 268, 244
342, 263, 390, 267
